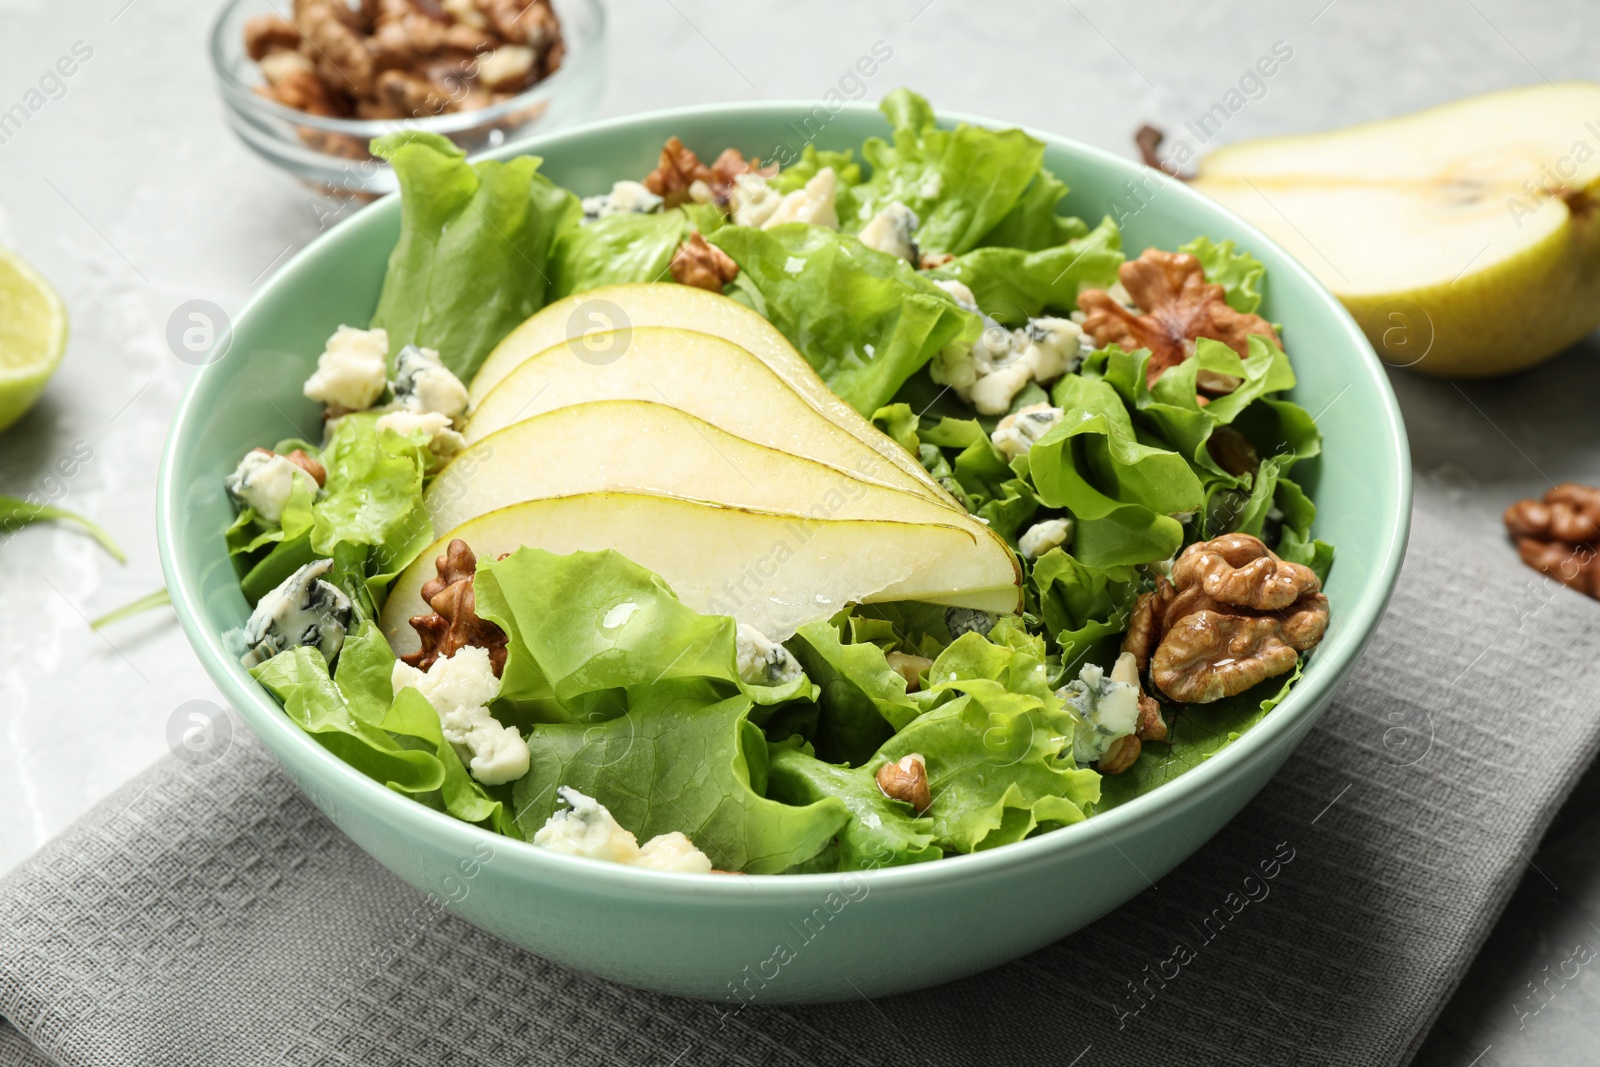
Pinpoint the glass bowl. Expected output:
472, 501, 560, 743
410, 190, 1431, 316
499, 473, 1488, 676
209, 0, 607, 199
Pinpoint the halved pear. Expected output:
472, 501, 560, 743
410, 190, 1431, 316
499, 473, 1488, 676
1191, 82, 1600, 378
466, 283, 953, 503
430, 400, 1007, 552
380, 492, 1024, 650
464, 327, 944, 501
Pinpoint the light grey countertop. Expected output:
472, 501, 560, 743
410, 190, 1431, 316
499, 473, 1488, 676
1, 0, 1596, 1062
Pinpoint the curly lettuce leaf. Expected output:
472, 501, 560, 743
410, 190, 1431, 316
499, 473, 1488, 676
309, 414, 434, 579
1030, 549, 1138, 673
511, 679, 848, 873
1180, 236, 1266, 314
976, 167, 1089, 251
787, 617, 923, 764
252, 646, 444, 798
855, 89, 1046, 256
1096, 663, 1301, 810
1088, 337, 1297, 486
876, 677, 1098, 852
370, 131, 580, 381
551, 205, 722, 299
927, 216, 1123, 325
767, 738, 942, 872
1029, 375, 1204, 568
709, 223, 977, 414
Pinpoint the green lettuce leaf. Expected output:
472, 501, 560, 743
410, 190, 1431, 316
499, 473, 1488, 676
767, 738, 942, 872
370, 131, 580, 382
787, 617, 922, 764
473, 547, 744, 727
975, 167, 1088, 251
1180, 236, 1266, 314
875, 677, 1099, 852
252, 647, 444, 798
1029, 375, 1205, 568
1030, 549, 1138, 672
855, 89, 1046, 255
709, 223, 977, 413
1088, 337, 1296, 485
309, 414, 433, 579
511, 679, 849, 873
551, 205, 722, 298
927, 216, 1123, 325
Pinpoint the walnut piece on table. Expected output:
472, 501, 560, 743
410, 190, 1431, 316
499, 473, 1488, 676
1123, 533, 1328, 705
1077, 249, 1280, 388
1504, 483, 1600, 597
403, 539, 509, 676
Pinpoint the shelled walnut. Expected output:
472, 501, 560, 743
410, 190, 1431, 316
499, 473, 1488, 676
244, 0, 564, 156
1504, 483, 1600, 598
1123, 533, 1328, 704
669, 233, 740, 293
403, 539, 509, 676
1077, 249, 1280, 388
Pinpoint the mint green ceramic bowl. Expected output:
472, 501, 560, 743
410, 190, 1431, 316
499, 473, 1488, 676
158, 101, 1410, 1003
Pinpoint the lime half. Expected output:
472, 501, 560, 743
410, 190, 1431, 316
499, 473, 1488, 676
0, 246, 67, 434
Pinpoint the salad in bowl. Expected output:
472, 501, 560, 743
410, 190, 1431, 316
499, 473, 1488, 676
220, 89, 1333, 877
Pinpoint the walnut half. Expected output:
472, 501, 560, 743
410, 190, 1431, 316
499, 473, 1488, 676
1504, 482, 1600, 597
1077, 249, 1280, 388
403, 539, 509, 676
669, 233, 739, 292
1124, 533, 1327, 704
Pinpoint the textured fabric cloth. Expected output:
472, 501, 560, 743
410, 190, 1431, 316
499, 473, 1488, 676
2, 505, 1597, 1067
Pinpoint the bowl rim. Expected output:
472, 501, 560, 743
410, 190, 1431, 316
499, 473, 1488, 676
207, 0, 607, 143
158, 97, 1412, 898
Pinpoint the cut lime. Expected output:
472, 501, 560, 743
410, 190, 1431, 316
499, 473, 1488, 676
0, 246, 68, 434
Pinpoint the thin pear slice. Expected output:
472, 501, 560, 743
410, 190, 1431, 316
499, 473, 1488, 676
466, 283, 955, 505
380, 492, 1023, 651
430, 400, 1008, 555
465, 327, 941, 500
1191, 82, 1600, 377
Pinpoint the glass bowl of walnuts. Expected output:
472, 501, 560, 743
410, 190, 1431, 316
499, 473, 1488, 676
210, 0, 606, 199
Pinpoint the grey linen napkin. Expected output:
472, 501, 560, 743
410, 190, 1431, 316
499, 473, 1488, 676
3, 504, 1598, 1067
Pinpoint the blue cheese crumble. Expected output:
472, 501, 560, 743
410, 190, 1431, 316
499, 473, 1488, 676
391, 345, 468, 423
857, 201, 920, 263
990, 403, 1065, 460
391, 645, 529, 785
303, 325, 389, 414
533, 787, 713, 873
931, 314, 1090, 416
735, 623, 803, 686
763, 167, 839, 230
581, 180, 664, 222
239, 559, 352, 669
224, 449, 318, 524
1057, 653, 1143, 763
1018, 517, 1074, 560
944, 607, 997, 639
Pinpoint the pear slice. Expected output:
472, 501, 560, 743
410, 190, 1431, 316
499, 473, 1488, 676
379, 492, 1024, 650
1191, 82, 1600, 378
466, 283, 954, 504
464, 326, 944, 501
429, 400, 1006, 552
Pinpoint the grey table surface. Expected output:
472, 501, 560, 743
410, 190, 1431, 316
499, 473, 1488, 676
0, 0, 1595, 1063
